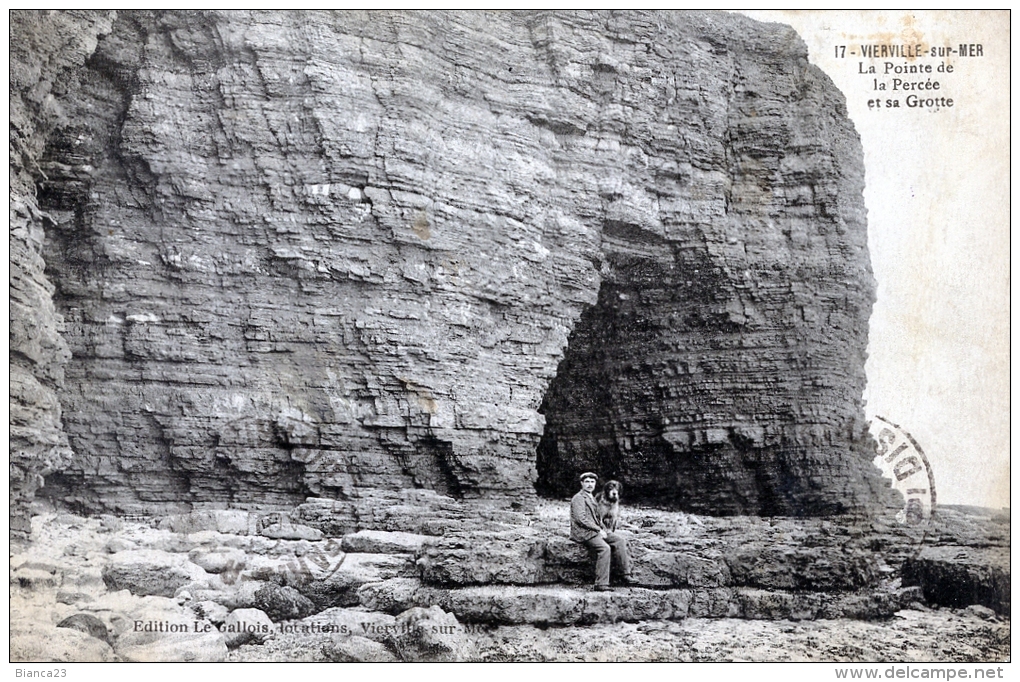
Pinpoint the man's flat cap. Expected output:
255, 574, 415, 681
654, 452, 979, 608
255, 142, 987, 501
579, 472, 598, 482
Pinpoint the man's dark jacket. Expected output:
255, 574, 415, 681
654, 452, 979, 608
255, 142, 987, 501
570, 490, 602, 542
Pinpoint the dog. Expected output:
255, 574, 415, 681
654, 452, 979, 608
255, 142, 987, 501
595, 480, 622, 533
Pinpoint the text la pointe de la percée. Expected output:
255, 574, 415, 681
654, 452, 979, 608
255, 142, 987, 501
864, 61, 955, 109
833, 41, 986, 111
132, 619, 463, 636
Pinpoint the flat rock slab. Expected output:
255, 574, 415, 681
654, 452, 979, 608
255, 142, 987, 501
416, 529, 559, 585
157, 510, 255, 536
296, 494, 466, 537
295, 494, 530, 537
357, 580, 922, 626
341, 530, 428, 554
260, 522, 323, 542
417, 529, 877, 590
902, 546, 1010, 615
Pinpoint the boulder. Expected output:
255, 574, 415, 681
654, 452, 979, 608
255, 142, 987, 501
225, 609, 397, 661
11, 566, 60, 590
241, 554, 318, 587
113, 526, 180, 553
964, 604, 999, 621
60, 591, 228, 660
240, 538, 345, 587
188, 548, 248, 575
52, 565, 107, 606
539, 538, 596, 584
61, 565, 106, 592
419, 530, 728, 588
191, 600, 229, 624
80, 591, 196, 639
303, 553, 412, 608
321, 636, 398, 662
176, 530, 251, 551
632, 549, 731, 588
387, 606, 471, 662
103, 538, 137, 553
57, 613, 111, 644
254, 584, 316, 621
419, 527, 883, 592
101, 550, 209, 597
11, 621, 117, 662
224, 580, 272, 610
57, 590, 94, 605
432, 585, 691, 626
819, 587, 924, 620
357, 578, 425, 615
221, 608, 274, 648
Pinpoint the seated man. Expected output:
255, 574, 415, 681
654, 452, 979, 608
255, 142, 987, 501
569, 471, 635, 591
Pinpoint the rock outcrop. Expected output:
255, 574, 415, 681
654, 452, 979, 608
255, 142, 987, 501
12, 10, 886, 525
9, 10, 116, 539
9, 501, 1010, 662
900, 505, 1011, 616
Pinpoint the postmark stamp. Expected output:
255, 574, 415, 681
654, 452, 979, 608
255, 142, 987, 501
868, 415, 937, 526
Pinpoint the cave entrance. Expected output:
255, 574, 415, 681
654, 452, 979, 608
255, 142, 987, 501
535, 249, 693, 505
534, 228, 796, 515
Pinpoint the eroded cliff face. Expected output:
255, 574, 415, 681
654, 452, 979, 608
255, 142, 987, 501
10, 10, 117, 538
11, 10, 886, 523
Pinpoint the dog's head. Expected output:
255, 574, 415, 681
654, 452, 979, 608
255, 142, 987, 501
602, 480, 622, 502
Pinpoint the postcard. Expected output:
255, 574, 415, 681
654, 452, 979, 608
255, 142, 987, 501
8, 10, 1009, 671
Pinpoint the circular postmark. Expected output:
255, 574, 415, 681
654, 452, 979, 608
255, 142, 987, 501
868, 415, 937, 526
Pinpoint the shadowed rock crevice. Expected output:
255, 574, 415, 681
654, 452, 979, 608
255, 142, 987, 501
536, 232, 876, 515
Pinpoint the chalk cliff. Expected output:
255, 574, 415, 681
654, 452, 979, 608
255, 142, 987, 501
11, 10, 887, 529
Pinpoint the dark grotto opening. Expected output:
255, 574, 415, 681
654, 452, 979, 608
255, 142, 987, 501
535, 250, 721, 508
534, 233, 872, 517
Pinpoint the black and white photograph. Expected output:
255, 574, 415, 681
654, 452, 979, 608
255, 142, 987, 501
8, 9, 1009, 670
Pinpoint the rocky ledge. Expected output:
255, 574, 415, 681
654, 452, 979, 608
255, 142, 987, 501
10, 493, 1010, 662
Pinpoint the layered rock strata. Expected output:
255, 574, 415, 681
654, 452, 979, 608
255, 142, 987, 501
12, 10, 884, 519
10, 10, 117, 538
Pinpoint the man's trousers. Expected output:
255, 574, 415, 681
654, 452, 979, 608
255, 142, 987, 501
583, 532, 632, 585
